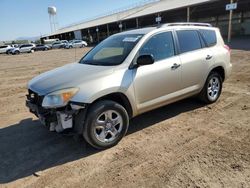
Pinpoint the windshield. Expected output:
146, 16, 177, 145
79, 34, 143, 66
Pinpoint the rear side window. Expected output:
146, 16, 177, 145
0, 46, 7, 49
177, 30, 201, 53
138, 31, 175, 61
199, 29, 217, 47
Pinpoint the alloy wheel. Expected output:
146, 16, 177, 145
94, 110, 123, 143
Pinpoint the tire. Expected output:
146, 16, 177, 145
83, 100, 129, 149
198, 72, 222, 104
14, 51, 20, 55
6, 50, 11, 55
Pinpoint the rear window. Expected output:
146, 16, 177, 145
176, 30, 202, 53
199, 29, 217, 47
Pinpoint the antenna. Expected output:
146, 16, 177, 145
48, 6, 58, 33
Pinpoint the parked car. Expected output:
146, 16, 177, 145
26, 23, 232, 149
5, 44, 20, 54
65, 40, 88, 49
51, 41, 65, 49
11, 44, 35, 55
35, 44, 51, 51
61, 40, 68, 44
0, 45, 13, 54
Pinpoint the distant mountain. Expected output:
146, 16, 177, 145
15, 36, 40, 41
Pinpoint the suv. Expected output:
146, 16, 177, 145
11, 44, 35, 55
26, 23, 232, 149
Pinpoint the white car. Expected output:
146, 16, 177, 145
0, 45, 13, 54
11, 44, 35, 55
65, 40, 88, 49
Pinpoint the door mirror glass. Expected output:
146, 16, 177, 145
137, 54, 154, 67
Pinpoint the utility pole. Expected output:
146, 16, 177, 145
136, 18, 139, 28
96, 28, 99, 43
228, 0, 233, 43
107, 24, 110, 37
187, 7, 190, 22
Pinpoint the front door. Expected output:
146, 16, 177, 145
133, 31, 182, 113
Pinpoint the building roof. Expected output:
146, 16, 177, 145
44, 0, 213, 37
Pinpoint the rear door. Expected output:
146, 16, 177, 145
176, 30, 213, 91
27, 44, 33, 52
74, 41, 81, 48
19, 45, 27, 52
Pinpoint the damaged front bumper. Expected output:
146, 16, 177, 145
26, 89, 88, 134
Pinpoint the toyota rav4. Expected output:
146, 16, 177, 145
26, 23, 232, 149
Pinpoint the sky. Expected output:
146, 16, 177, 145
0, 0, 145, 41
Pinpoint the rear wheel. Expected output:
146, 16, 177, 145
198, 72, 222, 104
83, 100, 129, 149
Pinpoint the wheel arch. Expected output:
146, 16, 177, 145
90, 92, 133, 119
209, 66, 225, 82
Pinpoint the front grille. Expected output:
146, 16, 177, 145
27, 89, 44, 106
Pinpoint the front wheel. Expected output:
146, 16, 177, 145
14, 51, 20, 55
198, 72, 222, 104
83, 100, 129, 149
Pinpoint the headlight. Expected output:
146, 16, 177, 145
42, 88, 79, 108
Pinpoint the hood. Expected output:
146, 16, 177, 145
28, 63, 114, 95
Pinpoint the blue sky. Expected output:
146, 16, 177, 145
0, 0, 145, 41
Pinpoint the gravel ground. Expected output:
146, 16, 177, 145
0, 48, 249, 188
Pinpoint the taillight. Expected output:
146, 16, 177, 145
224, 45, 231, 53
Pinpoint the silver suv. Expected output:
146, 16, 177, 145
26, 23, 232, 149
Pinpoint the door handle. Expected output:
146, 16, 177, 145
171, 63, 181, 70
206, 55, 213, 60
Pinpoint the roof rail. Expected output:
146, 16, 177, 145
160, 22, 212, 28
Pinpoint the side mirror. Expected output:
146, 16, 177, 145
136, 54, 154, 67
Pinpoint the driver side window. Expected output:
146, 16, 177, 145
138, 31, 175, 62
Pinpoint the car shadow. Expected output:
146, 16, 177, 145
0, 98, 204, 183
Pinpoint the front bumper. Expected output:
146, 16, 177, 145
26, 89, 87, 133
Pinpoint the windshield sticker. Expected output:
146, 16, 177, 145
123, 37, 140, 42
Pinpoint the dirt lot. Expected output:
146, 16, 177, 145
0, 48, 249, 188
